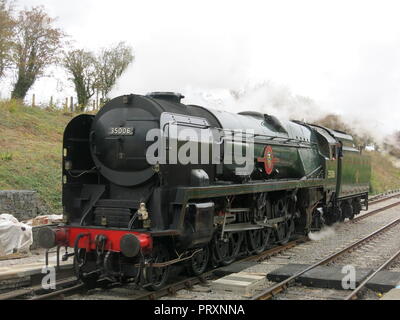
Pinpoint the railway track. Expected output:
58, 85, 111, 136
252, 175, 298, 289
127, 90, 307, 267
0, 277, 83, 300
30, 282, 85, 300
368, 189, 400, 205
252, 208, 400, 300
345, 247, 400, 300
352, 198, 400, 223
79, 195, 400, 301
1, 191, 399, 301
75, 236, 309, 300
138, 236, 308, 300
0, 237, 307, 301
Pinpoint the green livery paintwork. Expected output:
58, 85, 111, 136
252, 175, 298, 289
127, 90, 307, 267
338, 148, 371, 198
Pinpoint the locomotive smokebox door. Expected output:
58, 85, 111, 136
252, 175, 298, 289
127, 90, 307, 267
89, 95, 162, 187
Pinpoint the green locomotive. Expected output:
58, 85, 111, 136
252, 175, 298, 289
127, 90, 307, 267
40, 93, 371, 289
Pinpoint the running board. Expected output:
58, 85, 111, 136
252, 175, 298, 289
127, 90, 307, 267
223, 223, 264, 232
222, 215, 293, 233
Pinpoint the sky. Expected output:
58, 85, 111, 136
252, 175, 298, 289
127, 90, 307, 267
2, 0, 400, 138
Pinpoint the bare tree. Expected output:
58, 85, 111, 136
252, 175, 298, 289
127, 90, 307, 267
314, 114, 374, 147
315, 114, 352, 133
0, 0, 14, 78
11, 6, 64, 100
95, 42, 134, 100
63, 49, 97, 110
63, 43, 134, 110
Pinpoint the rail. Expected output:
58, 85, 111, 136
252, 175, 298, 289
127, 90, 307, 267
252, 205, 400, 300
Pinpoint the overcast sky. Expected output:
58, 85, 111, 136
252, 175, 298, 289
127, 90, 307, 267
3, 0, 400, 137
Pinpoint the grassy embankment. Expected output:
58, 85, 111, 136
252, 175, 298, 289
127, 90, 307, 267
0, 100, 74, 213
0, 100, 399, 213
369, 151, 400, 194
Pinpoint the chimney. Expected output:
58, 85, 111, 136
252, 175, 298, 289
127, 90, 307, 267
147, 92, 185, 104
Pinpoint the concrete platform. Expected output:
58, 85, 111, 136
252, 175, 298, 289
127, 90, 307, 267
0, 257, 73, 293
0, 253, 29, 261
381, 287, 400, 300
212, 261, 259, 277
267, 264, 372, 290
0, 262, 73, 281
268, 264, 400, 293
366, 271, 400, 293
211, 272, 267, 297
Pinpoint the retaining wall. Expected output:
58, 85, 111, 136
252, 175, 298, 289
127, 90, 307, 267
0, 191, 50, 221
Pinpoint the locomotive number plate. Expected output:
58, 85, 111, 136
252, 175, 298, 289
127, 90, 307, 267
109, 127, 135, 136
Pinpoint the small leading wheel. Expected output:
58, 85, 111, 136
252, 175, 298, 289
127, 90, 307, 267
187, 246, 210, 276
247, 228, 271, 255
145, 244, 171, 291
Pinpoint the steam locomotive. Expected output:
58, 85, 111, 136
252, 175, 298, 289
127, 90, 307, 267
39, 92, 371, 290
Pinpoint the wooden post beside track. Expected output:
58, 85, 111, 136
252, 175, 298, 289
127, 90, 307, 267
70, 97, 74, 112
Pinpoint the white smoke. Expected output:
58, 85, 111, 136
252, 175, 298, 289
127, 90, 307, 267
308, 226, 336, 241
104, 1, 400, 144
12, 0, 400, 142
111, 33, 250, 97
111, 37, 392, 146
202, 82, 328, 123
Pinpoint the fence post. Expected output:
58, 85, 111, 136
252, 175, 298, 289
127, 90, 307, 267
32, 94, 35, 108
70, 97, 74, 112
65, 97, 68, 111
49, 96, 53, 108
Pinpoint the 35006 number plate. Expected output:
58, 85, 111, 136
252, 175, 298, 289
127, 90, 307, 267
109, 127, 135, 136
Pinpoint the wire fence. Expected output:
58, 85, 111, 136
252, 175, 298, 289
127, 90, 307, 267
29, 94, 105, 113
